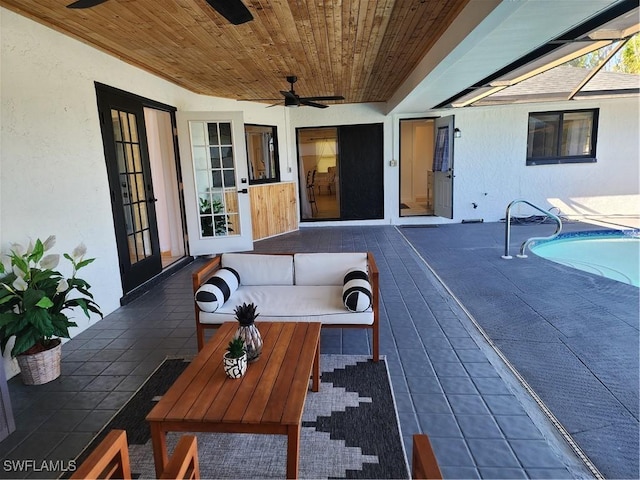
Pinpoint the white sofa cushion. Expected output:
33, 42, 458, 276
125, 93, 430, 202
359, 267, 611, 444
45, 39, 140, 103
194, 267, 240, 312
198, 285, 374, 326
342, 268, 372, 312
222, 253, 294, 286
294, 252, 368, 286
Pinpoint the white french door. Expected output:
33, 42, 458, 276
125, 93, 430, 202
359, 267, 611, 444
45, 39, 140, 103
176, 111, 253, 255
433, 115, 455, 219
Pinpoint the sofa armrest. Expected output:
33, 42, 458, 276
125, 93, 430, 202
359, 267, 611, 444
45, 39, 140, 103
366, 252, 380, 361
192, 256, 222, 295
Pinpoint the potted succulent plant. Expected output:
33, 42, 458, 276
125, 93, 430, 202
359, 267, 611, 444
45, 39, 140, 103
223, 337, 247, 379
233, 302, 262, 363
0, 235, 102, 385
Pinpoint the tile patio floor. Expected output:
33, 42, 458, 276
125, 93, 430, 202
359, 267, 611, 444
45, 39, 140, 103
1, 222, 636, 479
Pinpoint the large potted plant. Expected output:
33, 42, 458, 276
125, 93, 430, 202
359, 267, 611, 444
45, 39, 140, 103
0, 235, 102, 385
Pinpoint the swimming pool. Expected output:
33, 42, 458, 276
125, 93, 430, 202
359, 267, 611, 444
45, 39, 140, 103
530, 230, 640, 287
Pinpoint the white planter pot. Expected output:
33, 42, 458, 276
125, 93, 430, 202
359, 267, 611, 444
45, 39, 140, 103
223, 352, 247, 379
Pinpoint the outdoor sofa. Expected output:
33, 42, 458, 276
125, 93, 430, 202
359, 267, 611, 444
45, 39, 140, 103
192, 252, 379, 361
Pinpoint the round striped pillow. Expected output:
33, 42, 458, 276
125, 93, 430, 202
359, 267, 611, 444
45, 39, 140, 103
342, 268, 372, 312
195, 267, 240, 312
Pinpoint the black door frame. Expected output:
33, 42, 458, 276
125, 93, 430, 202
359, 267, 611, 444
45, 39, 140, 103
95, 83, 186, 296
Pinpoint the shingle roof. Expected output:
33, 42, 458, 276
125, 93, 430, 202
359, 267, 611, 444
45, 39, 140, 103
478, 65, 639, 104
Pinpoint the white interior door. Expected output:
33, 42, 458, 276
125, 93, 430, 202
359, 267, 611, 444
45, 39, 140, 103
433, 115, 455, 219
177, 111, 253, 255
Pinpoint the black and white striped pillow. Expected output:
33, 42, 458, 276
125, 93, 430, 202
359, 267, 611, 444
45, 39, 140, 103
342, 268, 372, 312
195, 267, 240, 313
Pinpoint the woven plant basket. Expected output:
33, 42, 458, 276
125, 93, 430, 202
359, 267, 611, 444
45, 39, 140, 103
16, 339, 62, 385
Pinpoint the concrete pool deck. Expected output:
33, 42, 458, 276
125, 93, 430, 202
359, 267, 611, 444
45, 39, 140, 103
400, 220, 639, 479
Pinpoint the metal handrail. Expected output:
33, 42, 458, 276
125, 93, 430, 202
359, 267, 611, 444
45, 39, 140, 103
502, 199, 562, 259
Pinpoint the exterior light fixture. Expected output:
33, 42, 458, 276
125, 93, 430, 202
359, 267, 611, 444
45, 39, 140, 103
454, 128, 462, 138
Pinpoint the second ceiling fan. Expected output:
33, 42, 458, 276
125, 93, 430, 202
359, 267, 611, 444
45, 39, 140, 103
67, 0, 253, 25
273, 76, 345, 109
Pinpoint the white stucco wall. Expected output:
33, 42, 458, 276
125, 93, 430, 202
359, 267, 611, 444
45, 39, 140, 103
435, 98, 640, 223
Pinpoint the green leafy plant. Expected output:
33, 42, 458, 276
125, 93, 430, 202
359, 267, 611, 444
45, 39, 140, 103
226, 336, 246, 359
0, 235, 103, 357
199, 197, 234, 236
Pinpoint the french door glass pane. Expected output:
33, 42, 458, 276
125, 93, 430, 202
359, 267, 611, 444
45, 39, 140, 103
111, 108, 153, 264
190, 121, 240, 237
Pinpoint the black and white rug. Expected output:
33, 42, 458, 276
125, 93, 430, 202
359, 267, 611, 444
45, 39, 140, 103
76, 355, 409, 479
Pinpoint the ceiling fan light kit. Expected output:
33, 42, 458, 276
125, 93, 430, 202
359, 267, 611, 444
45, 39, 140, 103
67, 0, 254, 25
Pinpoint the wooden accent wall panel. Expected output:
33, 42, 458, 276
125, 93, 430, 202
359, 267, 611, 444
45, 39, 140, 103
249, 182, 298, 241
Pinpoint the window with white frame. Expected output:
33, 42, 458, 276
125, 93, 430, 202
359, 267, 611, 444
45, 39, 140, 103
526, 109, 598, 165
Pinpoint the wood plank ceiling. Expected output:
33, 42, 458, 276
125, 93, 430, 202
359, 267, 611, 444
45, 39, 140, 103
1, 0, 470, 104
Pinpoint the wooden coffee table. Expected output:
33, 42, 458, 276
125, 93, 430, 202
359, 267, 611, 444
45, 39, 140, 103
146, 321, 321, 479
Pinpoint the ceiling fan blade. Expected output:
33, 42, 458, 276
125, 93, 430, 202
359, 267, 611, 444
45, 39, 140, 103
280, 90, 297, 100
67, 0, 109, 8
301, 95, 345, 102
300, 99, 329, 109
205, 0, 253, 25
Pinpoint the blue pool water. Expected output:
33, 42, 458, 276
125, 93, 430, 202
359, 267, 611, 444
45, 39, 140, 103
530, 230, 640, 287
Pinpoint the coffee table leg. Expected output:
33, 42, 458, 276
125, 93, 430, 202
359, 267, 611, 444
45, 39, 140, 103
150, 422, 168, 478
286, 424, 301, 479
312, 337, 320, 392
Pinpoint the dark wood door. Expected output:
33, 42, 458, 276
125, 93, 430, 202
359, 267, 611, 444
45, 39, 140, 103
339, 123, 384, 220
96, 87, 162, 293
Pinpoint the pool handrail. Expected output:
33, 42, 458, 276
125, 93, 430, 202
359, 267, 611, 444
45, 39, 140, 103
502, 199, 563, 259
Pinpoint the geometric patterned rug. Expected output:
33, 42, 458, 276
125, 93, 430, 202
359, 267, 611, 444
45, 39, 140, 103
75, 355, 410, 479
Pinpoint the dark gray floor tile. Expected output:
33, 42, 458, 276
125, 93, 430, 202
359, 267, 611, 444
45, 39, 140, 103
464, 362, 500, 378
495, 415, 544, 439
89, 348, 127, 361
70, 361, 110, 376
484, 395, 527, 416
100, 361, 139, 376
406, 376, 443, 394
61, 391, 108, 410
439, 466, 480, 479
447, 395, 490, 415
398, 412, 420, 436
417, 413, 463, 438
472, 377, 513, 395
478, 467, 528, 479
113, 375, 148, 392
424, 348, 458, 363
456, 415, 504, 439
393, 392, 414, 413
455, 349, 488, 363
439, 376, 477, 394
83, 375, 125, 392
412, 394, 451, 414
429, 438, 475, 467
48, 431, 96, 464
466, 439, 520, 467
432, 362, 468, 377
449, 338, 478, 350
74, 409, 117, 432
526, 467, 573, 479
38, 410, 90, 433
509, 440, 567, 468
